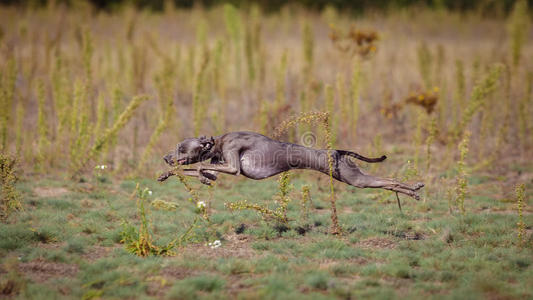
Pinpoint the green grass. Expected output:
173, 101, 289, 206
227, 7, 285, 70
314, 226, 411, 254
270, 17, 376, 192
0, 170, 531, 299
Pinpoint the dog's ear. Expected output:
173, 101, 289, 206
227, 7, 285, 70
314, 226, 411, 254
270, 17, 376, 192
199, 136, 214, 151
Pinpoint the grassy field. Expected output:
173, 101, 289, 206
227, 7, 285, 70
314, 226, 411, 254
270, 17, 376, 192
1, 1, 532, 299
1, 170, 532, 299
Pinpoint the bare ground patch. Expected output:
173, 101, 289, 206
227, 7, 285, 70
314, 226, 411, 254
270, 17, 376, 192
18, 259, 78, 283
33, 187, 69, 198
179, 234, 257, 259
356, 237, 397, 249
82, 245, 119, 261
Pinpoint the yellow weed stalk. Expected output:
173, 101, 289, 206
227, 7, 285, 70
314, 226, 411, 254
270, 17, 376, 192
302, 20, 314, 85
456, 131, 471, 215
300, 184, 311, 223
454, 64, 503, 140
14, 102, 24, 155
507, 0, 529, 68
426, 116, 437, 174
0, 154, 22, 221
0, 59, 16, 152
417, 42, 433, 89
193, 51, 210, 136
36, 80, 50, 171
515, 183, 526, 247
224, 3, 242, 83
325, 84, 337, 148
137, 65, 175, 175
351, 59, 361, 140
72, 95, 149, 177
275, 50, 288, 111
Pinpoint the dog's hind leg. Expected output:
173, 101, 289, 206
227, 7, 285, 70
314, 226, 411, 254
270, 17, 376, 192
338, 160, 423, 200
356, 175, 422, 200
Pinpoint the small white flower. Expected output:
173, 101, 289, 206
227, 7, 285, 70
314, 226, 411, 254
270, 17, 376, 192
148, 190, 153, 196
197, 201, 206, 209
208, 240, 221, 249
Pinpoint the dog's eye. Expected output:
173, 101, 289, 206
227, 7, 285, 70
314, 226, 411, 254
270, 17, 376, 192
178, 146, 186, 153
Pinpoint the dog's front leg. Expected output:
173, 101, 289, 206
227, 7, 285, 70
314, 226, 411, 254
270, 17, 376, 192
196, 151, 241, 176
157, 169, 216, 185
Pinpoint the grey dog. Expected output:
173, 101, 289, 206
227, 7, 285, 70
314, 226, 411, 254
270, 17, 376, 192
158, 131, 424, 200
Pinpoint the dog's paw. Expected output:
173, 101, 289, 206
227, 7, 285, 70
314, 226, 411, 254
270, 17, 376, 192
201, 170, 217, 181
199, 176, 211, 186
157, 172, 171, 182
414, 182, 425, 191
413, 192, 421, 201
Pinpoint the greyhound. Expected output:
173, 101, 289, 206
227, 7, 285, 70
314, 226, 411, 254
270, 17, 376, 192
158, 131, 424, 200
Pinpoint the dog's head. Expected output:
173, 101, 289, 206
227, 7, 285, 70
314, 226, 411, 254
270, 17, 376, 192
163, 136, 215, 166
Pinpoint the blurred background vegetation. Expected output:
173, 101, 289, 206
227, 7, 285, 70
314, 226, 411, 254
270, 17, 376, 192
1, 0, 532, 15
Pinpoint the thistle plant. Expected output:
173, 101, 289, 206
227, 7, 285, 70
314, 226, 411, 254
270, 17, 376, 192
259, 98, 269, 135
186, 45, 196, 88
69, 81, 81, 161
51, 50, 70, 141
227, 172, 292, 224
0, 59, 16, 152
250, 5, 262, 85
325, 84, 337, 147
151, 199, 178, 211
453, 60, 465, 125
275, 50, 288, 111
171, 168, 200, 204
298, 90, 309, 135
324, 117, 340, 234
82, 28, 94, 84
193, 52, 210, 136
417, 42, 433, 89
224, 3, 242, 83
244, 22, 255, 83
300, 184, 311, 223
226, 199, 288, 224
455, 131, 471, 215
413, 111, 425, 171
515, 183, 526, 247
507, 0, 530, 68
272, 111, 329, 140
94, 93, 108, 139
36, 80, 50, 171
426, 116, 437, 173
137, 65, 175, 174
72, 84, 91, 171
302, 20, 314, 85
107, 85, 124, 158
336, 74, 348, 128
435, 44, 445, 85
213, 40, 226, 134
351, 59, 361, 139
454, 64, 503, 140
0, 154, 22, 221
275, 172, 292, 222
121, 184, 180, 256
267, 111, 339, 232
72, 95, 149, 177
518, 72, 532, 151
14, 102, 24, 155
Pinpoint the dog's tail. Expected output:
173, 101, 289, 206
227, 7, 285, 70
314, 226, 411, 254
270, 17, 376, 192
337, 150, 387, 163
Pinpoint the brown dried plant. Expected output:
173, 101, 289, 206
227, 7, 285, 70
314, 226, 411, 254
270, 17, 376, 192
404, 87, 439, 114
329, 24, 378, 58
